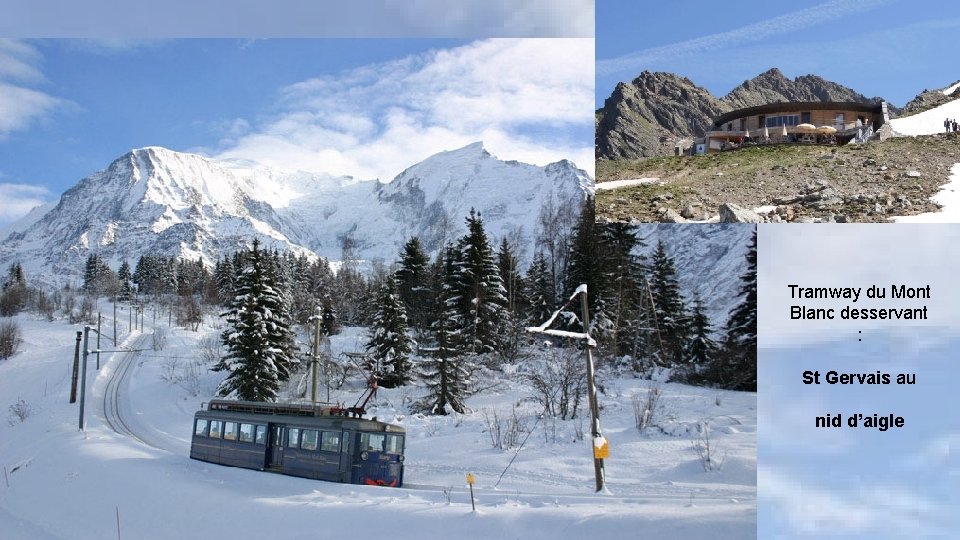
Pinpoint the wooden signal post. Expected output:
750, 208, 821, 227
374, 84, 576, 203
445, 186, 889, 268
579, 289, 606, 492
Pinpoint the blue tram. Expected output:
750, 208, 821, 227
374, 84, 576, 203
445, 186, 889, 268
190, 399, 405, 487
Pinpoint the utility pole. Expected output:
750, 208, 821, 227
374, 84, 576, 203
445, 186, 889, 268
579, 288, 606, 492
79, 326, 90, 430
69, 331, 82, 403
311, 307, 321, 403
96, 312, 102, 370
113, 300, 117, 346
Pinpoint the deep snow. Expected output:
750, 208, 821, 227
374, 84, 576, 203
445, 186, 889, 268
0, 312, 756, 539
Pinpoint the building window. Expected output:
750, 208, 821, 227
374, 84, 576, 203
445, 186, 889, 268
835, 113, 845, 125
766, 115, 799, 127
801, 112, 811, 124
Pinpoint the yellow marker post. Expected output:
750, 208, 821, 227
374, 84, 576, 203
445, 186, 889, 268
466, 473, 476, 511
593, 437, 610, 460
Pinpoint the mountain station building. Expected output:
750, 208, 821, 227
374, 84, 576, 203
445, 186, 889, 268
700, 101, 890, 153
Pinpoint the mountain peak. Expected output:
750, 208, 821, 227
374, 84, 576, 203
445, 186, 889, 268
444, 141, 490, 157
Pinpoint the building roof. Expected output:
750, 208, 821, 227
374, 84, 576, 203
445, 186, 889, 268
712, 101, 885, 128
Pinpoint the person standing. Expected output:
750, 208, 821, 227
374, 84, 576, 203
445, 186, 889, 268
945, 118, 950, 132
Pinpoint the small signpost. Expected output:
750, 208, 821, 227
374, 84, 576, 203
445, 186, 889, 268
466, 473, 476, 511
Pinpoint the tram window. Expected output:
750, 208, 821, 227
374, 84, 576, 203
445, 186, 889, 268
301, 430, 319, 451
209, 420, 222, 438
321, 432, 341, 453
287, 428, 300, 448
385, 434, 404, 454
239, 423, 254, 443
255, 425, 267, 445
195, 419, 209, 437
360, 433, 385, 451
224, 422, 238, 441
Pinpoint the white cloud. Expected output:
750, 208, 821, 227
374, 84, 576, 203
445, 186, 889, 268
597, 0, 895, 76
0, 38, 45, 83
761, 466, 949, 535
0, 39, 65, 138
212, 38, 594, 180
0, 82, 63, 136
0, 183, 51, 225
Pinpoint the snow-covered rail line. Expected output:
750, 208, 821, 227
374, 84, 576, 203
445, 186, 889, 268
101, 333, 155, 448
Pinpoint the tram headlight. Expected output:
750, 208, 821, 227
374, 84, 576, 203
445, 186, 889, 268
360, 451, 369, 461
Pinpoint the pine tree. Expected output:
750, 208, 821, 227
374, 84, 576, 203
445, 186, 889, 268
117, 260, 134, 301
715, 230, 757, 391
684, 295, 718, 379
213, 239, 299, 401
395, 237, 431, 338
448, 210, 508, 355
417, 246, 470, 415
649, 240, 689, 367
3, 263, 25, 290
214, 258, 235, 306
523, 252, 554, 326
0, 263, 28, 317
366, 277, 413, 388
595, 222, 646, 356
565, 199, 600, 311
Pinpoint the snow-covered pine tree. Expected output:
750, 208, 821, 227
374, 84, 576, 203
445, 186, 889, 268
449, 209, 508, 355
395, 236, 431, 338
648, 240, 689, 368
0, 263, 27, 316
716, 230, 757, 391
117, 260, 134, 301
595, 222, 647, 356
523, 251, 554, 326
417, 245, 470, 415
365, 276, 413, 388
83, 254, 117, 296
683, 295, 719, 383
213, 239, 299, 401
214, 258, 235, 306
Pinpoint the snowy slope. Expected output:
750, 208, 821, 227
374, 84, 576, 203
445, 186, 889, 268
890, 96, 960, 135
634, 224, 755, 327
0, 144, 593, 284
0, 315, 756, 539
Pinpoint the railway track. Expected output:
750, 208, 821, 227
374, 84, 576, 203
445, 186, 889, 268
102, 333, 153, 447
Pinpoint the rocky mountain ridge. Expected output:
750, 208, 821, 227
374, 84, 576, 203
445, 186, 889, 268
596, 68, 892, 160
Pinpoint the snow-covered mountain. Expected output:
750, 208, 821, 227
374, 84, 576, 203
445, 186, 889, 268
635, 224, 754, 326
0, 143, 592, 284
890, 91, 960, 136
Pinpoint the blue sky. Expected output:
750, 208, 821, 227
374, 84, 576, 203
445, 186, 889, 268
597, 0, 960, 109
0, 38, 594, 227
0, 0, 594, 38
758, 225, 960, 537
